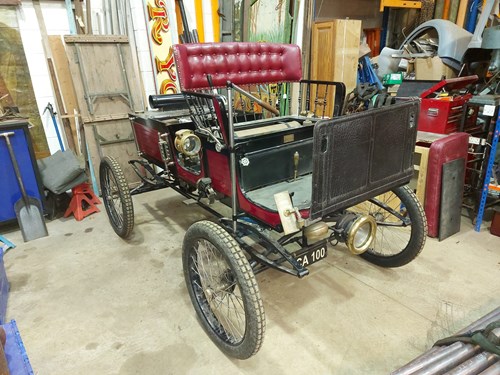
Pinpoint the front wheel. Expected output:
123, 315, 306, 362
182, 221, 265, 359
348, 185, 427, 267
99, 156, 134, 238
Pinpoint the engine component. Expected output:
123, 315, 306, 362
159, 132, 173, 165
335, 213, 377, 255
303, 222, 329, 244
196, 178, 217, 204
174, 129, 201, 157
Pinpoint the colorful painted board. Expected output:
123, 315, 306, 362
146, 0, 179, 94
0, 7, 49, 158
248, 0, 292, 43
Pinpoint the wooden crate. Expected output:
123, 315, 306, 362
413, 145, 430, 205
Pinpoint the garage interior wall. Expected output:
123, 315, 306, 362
15, 0, 219, 155
17, 1, 69, 155
16, 0, 154, 154
315, 0, 382, 29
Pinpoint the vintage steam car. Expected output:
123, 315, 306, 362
99, 42, 427, 359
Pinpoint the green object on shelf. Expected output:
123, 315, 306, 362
383, 72, 404, 85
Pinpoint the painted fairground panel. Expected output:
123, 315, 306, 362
233, 84, 282, 119
146, 0, 180, 95
248, 0, 292, 43
0, 6, 49, 158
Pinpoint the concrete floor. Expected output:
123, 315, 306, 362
2, 188, 499, 375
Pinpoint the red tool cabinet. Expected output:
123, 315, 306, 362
418, 76, 478, 134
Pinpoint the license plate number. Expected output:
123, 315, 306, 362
296, 242, 327, 267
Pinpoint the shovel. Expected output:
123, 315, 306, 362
1, 132, 48, 242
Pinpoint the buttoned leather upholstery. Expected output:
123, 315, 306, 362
173, 42, 302, 91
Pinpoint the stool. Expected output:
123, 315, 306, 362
64, 183, 101, 221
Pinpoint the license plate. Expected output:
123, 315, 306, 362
295, 241, 327, 267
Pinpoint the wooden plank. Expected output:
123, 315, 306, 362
414, 145, 430, 205
301, 0, 314, 80
47, 58, 77, 152
64, 36, 144, 122
86, 0, 92, 35
64, 35, 129, 43
379, 0, 422, 10
74, 0, 85, 34
64, 0, 77, 34
456, 0, 468, 26
64, 35, 144, 186
48, 35, 80, 153
442, 0, 451, 19
32, 0, 74, 153
434, 0, 444, 18
449, 0, 460, 22
0, 0, 21, 5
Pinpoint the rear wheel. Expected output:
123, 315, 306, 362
182, 221, 265, 359
99, 156, 134, 238
348, 185, 427, 267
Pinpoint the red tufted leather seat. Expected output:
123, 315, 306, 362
173, 42, 302, 91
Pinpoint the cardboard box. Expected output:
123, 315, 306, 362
414, 57, 457, 80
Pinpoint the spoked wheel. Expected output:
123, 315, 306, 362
182, 221, 265, 359
348, 185, 427, 267
99, 156, 134, 238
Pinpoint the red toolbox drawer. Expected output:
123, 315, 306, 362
418, 76, 478, 134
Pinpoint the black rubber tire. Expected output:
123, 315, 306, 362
182, 221, 265, 359
353, 185, 427, 267
99, 156, 134, 238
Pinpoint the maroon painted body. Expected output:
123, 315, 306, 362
132, 121, 164, 165
130, 111, 305, 229
131, 42, 417, 231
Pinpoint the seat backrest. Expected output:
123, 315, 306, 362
173, 42, 302, 91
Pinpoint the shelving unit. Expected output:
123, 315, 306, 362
458, 95, 500, 229
475, 109, 500, 231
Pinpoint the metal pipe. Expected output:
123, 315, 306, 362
395, 309, 500, 375
477, 361, 500, 374
443, 352, 498, 375
456, 308, 500, 335
227, 83, 238, 233
392, 343, 464, 375
413, 344, 481, 375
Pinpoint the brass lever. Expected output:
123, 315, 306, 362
293, 151, 299, 180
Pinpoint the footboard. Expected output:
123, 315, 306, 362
310, 99, 420, 219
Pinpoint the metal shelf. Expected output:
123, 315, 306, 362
379, 0, 422, 11
475, 107, 500, 231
